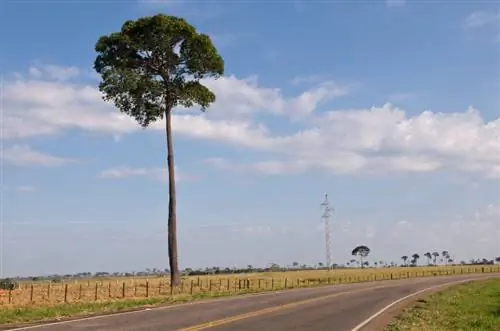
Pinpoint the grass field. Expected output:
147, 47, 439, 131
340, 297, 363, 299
385, 277, 500, 331
1, 265, 498, 307
0, 265, 498, 325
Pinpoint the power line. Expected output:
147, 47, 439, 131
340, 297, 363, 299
320, 193, 333, 269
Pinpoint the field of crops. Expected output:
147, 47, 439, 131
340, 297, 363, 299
1, 265, 498, 307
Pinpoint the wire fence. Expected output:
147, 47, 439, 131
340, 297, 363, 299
1, 265, 498, 306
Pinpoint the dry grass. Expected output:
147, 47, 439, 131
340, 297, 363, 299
1, 265, 498, 307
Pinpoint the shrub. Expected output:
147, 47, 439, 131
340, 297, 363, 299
0, 278, 19, 291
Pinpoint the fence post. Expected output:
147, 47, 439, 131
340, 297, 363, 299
146, 281, 149, 297
64, 284, 68, 303
30, 284, 34, 303
79, 284, 83, 300
47, 283, 51, 299
190, 280, 194, 295
94, 283, 98, 301
8, 289, 12, 304
108, 283, 112, 298
122, 282, 126, 298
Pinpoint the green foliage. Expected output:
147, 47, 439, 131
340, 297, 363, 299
0, 278, 19, 291
352, 245, 370, 257
94, 13, 224, 126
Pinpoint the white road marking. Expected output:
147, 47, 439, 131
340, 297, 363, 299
1, 287, 318, 330
4, 275, 494, 331
349, 278, 483, 331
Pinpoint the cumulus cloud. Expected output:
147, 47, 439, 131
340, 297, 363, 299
3, 63, 500, 178
464, 10, 500, 28
99, 166, 196, 182
1, 145, 75, 167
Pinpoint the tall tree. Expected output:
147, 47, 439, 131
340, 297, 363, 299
411, 253, 420, 266
424, 252, 432, 265
442, 250, 450, 265
432, 251, 439, 265
93, 14, 224, 289
352, 245, 370, 268
401, 255, 408, 266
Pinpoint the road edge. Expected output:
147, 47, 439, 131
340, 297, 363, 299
350, 274, 500, 331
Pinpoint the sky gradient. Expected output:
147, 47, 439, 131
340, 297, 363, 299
1, 0, 499, 277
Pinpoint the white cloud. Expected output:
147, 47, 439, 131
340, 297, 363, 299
464, 10, 500, 28
1, 145, 75, 167
99, 166, 196, 182
28, 64, 80, 81
291, 75, 330, 86
17, 185, 36, 193
3, 63, 500, 178
385, 0, 406, 8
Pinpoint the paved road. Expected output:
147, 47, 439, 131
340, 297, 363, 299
7, 274, 498, 331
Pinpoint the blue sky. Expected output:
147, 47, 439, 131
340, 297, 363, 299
1, 0, 499, 277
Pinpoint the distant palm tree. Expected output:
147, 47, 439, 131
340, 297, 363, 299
412, 253, 420, 265
432, 252, 439, 265
401, 255, 408, 266
424, 252, 432, 265
442, 251, 449, 264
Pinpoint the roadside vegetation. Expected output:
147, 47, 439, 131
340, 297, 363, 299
0, 266, 498, 326
385, 277, 500, 331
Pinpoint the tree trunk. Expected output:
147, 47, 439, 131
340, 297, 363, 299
165, 109, 180, 290
360, 256, 363, 268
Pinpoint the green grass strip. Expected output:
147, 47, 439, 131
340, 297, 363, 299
386, 278, 500, 331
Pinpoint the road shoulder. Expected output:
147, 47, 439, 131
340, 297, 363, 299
359, 276, 500, 331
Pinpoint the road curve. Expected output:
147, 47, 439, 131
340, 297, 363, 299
6, 274, 498, 331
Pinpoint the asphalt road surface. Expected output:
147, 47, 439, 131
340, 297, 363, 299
7, 274, 498, 331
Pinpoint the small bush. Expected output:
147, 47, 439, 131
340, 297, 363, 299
0, 278, 19, 290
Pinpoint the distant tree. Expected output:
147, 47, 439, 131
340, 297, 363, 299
442, 250, 450, 264
269, 263, 280, 271
424, 252, 432, 265
432, 252, 439, 265
401, 255, 408, 266
352, 245, 370, 268
496, 257, 500, 264
411, 253, 420, 265
94, 14, 224, 290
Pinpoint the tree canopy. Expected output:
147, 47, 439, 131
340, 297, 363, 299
352, 245, 370, 257
94, 14, 224, 126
